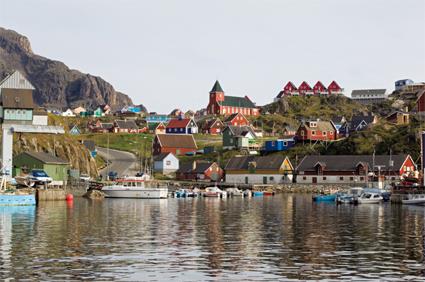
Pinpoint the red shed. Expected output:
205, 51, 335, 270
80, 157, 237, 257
328, 81, 343, 95
313, 81, 327, 95
153, 134, 197, 156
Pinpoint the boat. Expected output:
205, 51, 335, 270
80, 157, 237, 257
243, 189, 252, 197
203, 186, 227, 198
252, 191, 264, 197
226, 187, 244, 197
402, 194, 425, 205
313, 194, 337, 202
336, 187, 364, 204
357, 190, 383, 204
101, 177, 168, 199
263, 191, 275, 196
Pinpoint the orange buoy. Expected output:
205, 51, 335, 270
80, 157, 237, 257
66, 194, 74, 201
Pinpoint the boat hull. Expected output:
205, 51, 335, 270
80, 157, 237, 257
0, 194, 36, 206
102, 187, 168, 199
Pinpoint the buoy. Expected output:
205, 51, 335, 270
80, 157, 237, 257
66, 194, 74, 201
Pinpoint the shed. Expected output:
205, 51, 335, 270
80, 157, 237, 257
153, 152, 179, 174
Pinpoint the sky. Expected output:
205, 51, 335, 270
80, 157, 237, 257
0, 0, 424, 113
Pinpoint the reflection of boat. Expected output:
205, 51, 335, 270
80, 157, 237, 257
174, 189, 196, 198
402, 194, 425, 205
203, 187, 227, 198
226, 187, 243, 196
313, 194, 337, 202
357, 190, 383, 204
102, 177, 168, 199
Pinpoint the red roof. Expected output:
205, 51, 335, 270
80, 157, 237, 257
313, 81, 326, 90
167, 118, 191, 128
328, 81, 342, 91
298, 81, 312, 91
283, 81, 297, 91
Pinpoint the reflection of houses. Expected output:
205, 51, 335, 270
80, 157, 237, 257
152, 134, 197, 156
13, 151, 70, 185
176, 161, 223, 181
225, 155, 293, 184
296, 154, 416, 184
153, 152, 179, 175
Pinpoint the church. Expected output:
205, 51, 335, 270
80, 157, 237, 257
206, 81, 259, 116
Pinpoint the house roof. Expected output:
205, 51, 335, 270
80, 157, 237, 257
296, 155, 411, 172
350, 115, 375, 130
225, 155, 290, 171
148, 122, 166, 131
205, 118, 223, 129
115, 120, 138, 129
210, 80, 224, 93
82, 140, 96, 152
153, 152, 175, 161
100, 123, 114, 129
176, 161, 215, 174
19, 151, 69, 165
0, 70, 35, 90
1, 88, 34, 109
167, 118, 192, 128
224, 125, 256, 137
351, 89, 386, 97
219, 95, 256, 108
301, 120, 336, 132
33, 108, 48, 116
156, 134, 197, 149
224, 113, 247, 123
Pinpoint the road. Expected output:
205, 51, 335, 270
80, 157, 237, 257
97, 147, 139, 179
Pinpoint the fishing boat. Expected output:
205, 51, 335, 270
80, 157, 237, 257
203, 186, 227, 198
313, 194, 337, 202
402, 194, 425, 205
336, 187, 363, 204
226, 187, 244, 197
357, 190, 383, 204
102, 177, 168, 199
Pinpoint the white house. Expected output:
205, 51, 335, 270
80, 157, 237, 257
153, 152, 179, 175
61, 108, 75, 117
33, 108, 48, 126
225, 155, 294, 184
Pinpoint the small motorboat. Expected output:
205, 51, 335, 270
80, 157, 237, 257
174, 189, 195, 198
357, 190, 383, 204
252, 191, 264, 197
313, 194, 337, 202
336, 187, 363, 204
402, 194, 425, 205
203, 187, 227, 198
263, 191, 275, 196
226, 187, 244, 197
102, 176, 168, 199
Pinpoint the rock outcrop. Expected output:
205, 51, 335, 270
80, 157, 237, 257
0, 27, 134, 110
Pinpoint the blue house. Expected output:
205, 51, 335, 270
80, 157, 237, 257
264, 138, 295, 152
146, 114, 171, 124
166, 118, 198, 134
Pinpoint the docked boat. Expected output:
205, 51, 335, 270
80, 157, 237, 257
313, 194, 337, 202
357, 190, 383, 204
101, 177, 168, 199
203, 186, 227, 198
243, 189, 252, 197
263, 191, 275, 196
252, 191, 264, 197
226, 187, 244, 197
402, 194, 425, 205
336, 187, 364, 204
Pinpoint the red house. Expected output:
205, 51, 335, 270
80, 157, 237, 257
202, 118, 224, 135
153, 134, 197, 156
224, 113, 250, 127
207, 80, 259, 116
175, 161, 223, 182
297, 120, 337, 141
328, 81, 343, 95
313, 81, 328, 95
298, 81, 313, 96
416, 89, 425, 113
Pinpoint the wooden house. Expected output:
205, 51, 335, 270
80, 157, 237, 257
153, 152, 179, 175
202, 118, 224, 135
176, 161, 223, 182
206, 80, 259, 116
222, 125, 257, 150
327, 81, 343, 95
225, 155, 293, 184
33, 108, 48, 126
61, 108, 75, 117
313, 81, 328, 95
298, 81, 313, 96
296, 120, 337, 141
69, 124, 81, 135
114, 120, 139, 133
0, 88, 35, 125
166, 118, 198, 134
224, 112, 250, 127
73, 106, 86, 115
296, 154, 416, 184
153, 134, 197, 156
386, 111, 409, 125
148, 122, 166, 134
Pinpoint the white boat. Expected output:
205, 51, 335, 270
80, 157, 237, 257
402, 194, 425, 205
357, 191, 383, 204
226, 187, 244, 197
203, 186, 227, 198
102, 177, 168, 199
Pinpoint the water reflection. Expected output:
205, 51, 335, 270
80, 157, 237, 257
0, 196, 424, 280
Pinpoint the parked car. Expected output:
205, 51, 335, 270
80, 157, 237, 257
29, 170, 53, 185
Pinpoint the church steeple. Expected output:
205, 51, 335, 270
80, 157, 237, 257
210, 80, 224, 93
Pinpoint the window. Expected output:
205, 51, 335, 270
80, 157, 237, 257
312, 131, 316, 136
166, 161, 171, 165
340, 176, 344, 181
323, 131, 326, 136
323, 177, 327, 180
301, 131, 305, 136
180, 128, 183, 132
269, 176, 274, 181
360, 177, 364, 181
303, 176, 307, 180
350, 177, 353, 181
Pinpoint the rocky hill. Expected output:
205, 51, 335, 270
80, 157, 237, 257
0, 27, 134, 111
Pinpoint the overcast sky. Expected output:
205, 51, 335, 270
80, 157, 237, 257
1, 0, 424, 113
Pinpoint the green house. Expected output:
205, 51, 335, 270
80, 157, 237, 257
13, 151, 70, 183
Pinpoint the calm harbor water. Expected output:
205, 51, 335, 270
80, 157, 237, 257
1, 195, 425, 281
